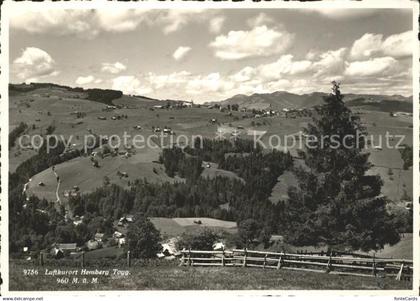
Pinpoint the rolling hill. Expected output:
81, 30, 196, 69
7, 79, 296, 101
220, 91, 412, 112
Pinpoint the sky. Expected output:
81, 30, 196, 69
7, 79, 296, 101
9, 8, 414, 103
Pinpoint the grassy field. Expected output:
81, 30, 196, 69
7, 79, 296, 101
11, 87, 413, 204
149, 217, 238, 237
9, 261, 411, 291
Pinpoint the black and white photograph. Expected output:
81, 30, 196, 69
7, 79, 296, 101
1, 0, 418, 296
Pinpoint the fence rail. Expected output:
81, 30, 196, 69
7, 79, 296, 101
179, 249, 412, 281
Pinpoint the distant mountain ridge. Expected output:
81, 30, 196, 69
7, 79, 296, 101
219, 91, 412, 113
10, 82, 412, 113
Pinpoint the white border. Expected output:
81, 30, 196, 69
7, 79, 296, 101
1, 0, 418, 297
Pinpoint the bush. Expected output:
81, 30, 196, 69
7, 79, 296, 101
176, 229, 220, 250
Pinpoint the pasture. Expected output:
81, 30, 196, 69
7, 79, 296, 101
9, 261, 411, 290
11, 86, 413, 207
149, 217, 238, 237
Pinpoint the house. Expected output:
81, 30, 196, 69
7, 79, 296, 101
51, 243, 77, 258
157, 238, 179, 258
212, 242, 225, 251
113, 231, 124, 239
269, 235, 284, 244
57, 243, 77, 251
117, 237, 126, 248
118, 215, 134, 227
86, 239, 101, 250
94, 233, 105, 242
182, 101, 193, 108
50, 247, 64, 259
73, 216, 84, 226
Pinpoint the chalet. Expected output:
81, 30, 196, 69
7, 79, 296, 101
94, 233, 105, 242
57, 243, 77, 251
86, 239, 101, 250
269, 235, 284, 244
73, 216, 84, 226
51, 243, 77, 258
118, 215, 134, 227
212, 242, 225, 251
182, 101, 193, 108
115, 236, 126, 247
157, 238, 179, 258
113, 231, 124, 239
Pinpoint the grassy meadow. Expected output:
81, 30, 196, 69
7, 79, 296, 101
9, 261, 411, 291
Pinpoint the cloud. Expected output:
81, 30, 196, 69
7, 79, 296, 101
313, 47, 347, 76
247, 13, 275, 28
10, 9, 218, 38
112, 75, 152, 95
101, 62, 127, 74
11, 10, 98, 39
12, 47, 58, 82
307, 9, 378, 20
209, 25, 294, 60
95, 10, 151, 33
209, 16, 225, 34
186, 73, 234, 95
172, 46, 192, 61
381, 31, 412, 58
350, 31, 413, 59
75, 75, 96, 85
350, 33, 382, 59
344, 57, 399, 77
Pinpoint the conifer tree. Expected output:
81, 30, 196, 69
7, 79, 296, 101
286, 82, 400, 251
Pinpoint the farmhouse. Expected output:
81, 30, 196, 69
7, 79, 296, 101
157, 238, 179, 258
51, 243, 77, 258
118, 215, 134, 227
94, 233, 105, 242
86, 239, 101, 251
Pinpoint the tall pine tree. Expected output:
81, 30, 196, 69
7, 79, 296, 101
285, 82, 400, 251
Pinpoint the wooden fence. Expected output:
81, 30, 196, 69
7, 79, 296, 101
180, 249, 412, 281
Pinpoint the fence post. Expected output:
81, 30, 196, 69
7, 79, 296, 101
263, 254, 267, 269
39, 252, 44, 266
222, 249, 225, 267
188, 248, 191, 266
277, 254, 283, 270
372, 253, 377, 277
127, 251, 131, 267
180, 250, 185, 266
326, 252, 332, 273
396, 262, 405, 281
81, 251, 85, 268
242, 248, 247, 267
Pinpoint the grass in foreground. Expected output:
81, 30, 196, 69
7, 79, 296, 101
9, 262, 411, 291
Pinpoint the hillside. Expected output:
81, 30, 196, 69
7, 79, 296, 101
10, 83, 413, 205
220, 91, 412, 112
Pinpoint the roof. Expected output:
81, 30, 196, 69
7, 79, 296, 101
57, 243, 77, 250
